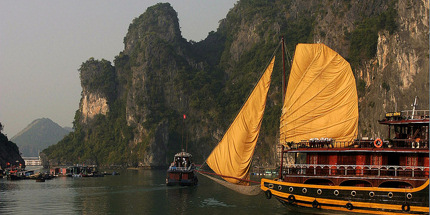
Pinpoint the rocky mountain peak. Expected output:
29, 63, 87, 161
123, 3, 183, 55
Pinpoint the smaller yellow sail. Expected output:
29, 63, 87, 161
206, 57, 275, 185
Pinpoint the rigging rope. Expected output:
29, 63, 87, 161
195, 170, 260, 184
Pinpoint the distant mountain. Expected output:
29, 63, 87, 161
63, 127, 74, 133
11, 118, 71, 157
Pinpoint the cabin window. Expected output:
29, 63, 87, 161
371, 154, 382, 166
418, 154, 429, 166
387, 153, 400, 166
406, 155, 418, 167
423, 125, 429, 140
339, 154, 355, 165
296, 153, 306, 164
309, 154, 318, 164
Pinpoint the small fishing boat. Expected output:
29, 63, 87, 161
68, 165, 104, 177
166, 151, 198, 186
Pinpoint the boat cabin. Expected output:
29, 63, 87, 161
279, 110, 429, 188
166, 151, 198, 186
170, 152, 193, 169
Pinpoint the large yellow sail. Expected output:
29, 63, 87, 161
206, 57, 275, 185
280, 44, 358, 145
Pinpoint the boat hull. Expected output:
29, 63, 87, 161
166, 170, 198, 186
261, 178, 429, 214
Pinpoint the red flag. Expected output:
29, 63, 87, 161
183, 114, 186, 119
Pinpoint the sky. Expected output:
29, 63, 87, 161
0, 0, 238, 137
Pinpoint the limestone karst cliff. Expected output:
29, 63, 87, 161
43, 1, 429, 167
0, 125, 24, 169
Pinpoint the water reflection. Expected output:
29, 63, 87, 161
0, 176, 77, 214
165, 185, 197, 214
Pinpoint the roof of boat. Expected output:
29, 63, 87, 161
379, 110, 429, 125
174, 151, 192, 157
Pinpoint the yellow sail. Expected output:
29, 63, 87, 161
206, 57, 275, 185
280, 44, 358, 146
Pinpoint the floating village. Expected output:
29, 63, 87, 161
0, 163, 119, 182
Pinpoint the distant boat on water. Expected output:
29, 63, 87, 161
166, 151, 198, 186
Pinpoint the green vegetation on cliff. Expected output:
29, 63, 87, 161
44, 59, 134, 166
349, 4, 398, 67
79, 58, 117, 101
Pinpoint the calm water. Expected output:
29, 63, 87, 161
0, 168, 297, 215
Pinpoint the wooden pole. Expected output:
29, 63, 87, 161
281, 36, 286, 101
279, 145, 284, 180
279, 37, 286, 180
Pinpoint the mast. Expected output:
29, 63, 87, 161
279, 37, 286, 180
183, 114, 187, 151
281, 37, 286, 101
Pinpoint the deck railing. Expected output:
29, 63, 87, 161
401, 110, 429, 120
286, 139, 429, 150
282, 164, 429, 178
168, 165, 194, 171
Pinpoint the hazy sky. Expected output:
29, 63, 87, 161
0, 0, 237, 137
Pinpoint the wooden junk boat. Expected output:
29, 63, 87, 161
166, 151, 198, 186
191, 40, 428, 213
261, 43, 429, 214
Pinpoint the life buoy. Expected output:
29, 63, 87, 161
312, 200, 319, 208
413, 138, 421, 148
346, 202, 354, 210
288, 195, 295, 203
402, 203, 410, 212
412, 141, 420, 148
265, 190, 272, 199
374, 138, 383, 148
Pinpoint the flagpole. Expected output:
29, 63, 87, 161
182, 114, 186, 152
